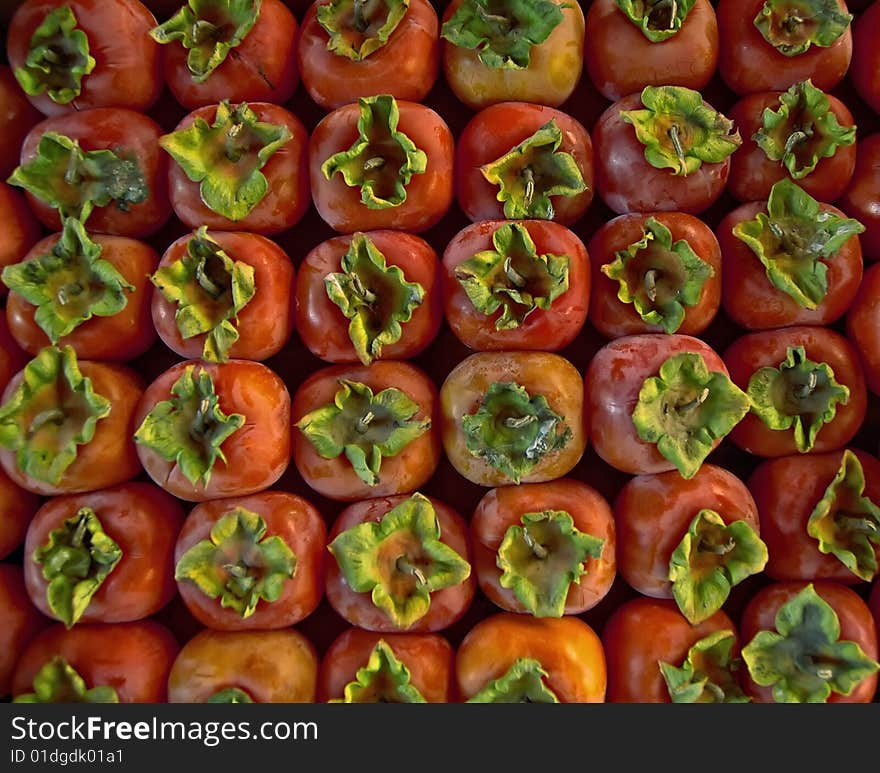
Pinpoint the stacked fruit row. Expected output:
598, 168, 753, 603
1, 0, 879, 703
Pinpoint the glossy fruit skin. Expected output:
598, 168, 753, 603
850, 1, 880, 112
317, 627, 456, 702
716, 0, 854, 96
593, 92, 730, 216
0, 465, 42, 561
717, 200, 864, 331
470, 478, 616, 615
23, 482, 185, 625
297, 0, 439, 111
846, 261, 880, 396
587, 211, 722, 340
166, 101, 310, 237
173, 491, 326, 631
614, 463, 761, 599
295, 230, 442, 364
440, 0, 584, 110
0, 359, 144, 497
161, 0, 299, 110
454, 101, 594, 226
726, 90, 858, 204
308, 99, 454, 234
134, 359, 291, 502
584, 0, 719, 102
602, 596, 740, 703
585, 333, 732, 476
440, 350, 587, 487
0, 563, 50, 698
455, 612, 607, 703
748, 448, 880, 584
11, 619, 179, 703
7, 0, 163, 117
167, 627, 318, 703
16, 107, 172, 238
442, 219, 590, 352
291, 360, 441, 502
324, 493, 476, 634
7, 231, 159, 362
0, 65, 42, 178
0, 183, 41, 300
870, 579, 880, 642
739, 580, 878, 702
152, 230, 295, 362
722, 325, 868, 458
0, 315, 29, 396
838, 132, 880, 262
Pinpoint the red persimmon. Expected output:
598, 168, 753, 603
318, 626, 456, 703
23, 482, 185, 627
0, 315, 29, 396
308, 94, 454, 234
0, 465, 42, 561
151, 227, 295, 363
846, 261, 880, 396
0, 65, 42, 178
838, 132, 880, 262
0, 563, 50, 698
173, 491, 326, 631
324, 492, 475, 633
297, 0, 440, 111
849, 0, 880, 112
587, 210, 721, 340
0, 183, 41, 300
454, 101, 593, 226
295, 229, 442, 365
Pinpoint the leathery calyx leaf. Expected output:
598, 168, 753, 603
317, 0, 410, 61
331, 639, 427, 703
659, 630, 751, 703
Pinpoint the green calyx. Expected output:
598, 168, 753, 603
150, 0, 261, 83
331, 639, 427, 703
601, 216, 714, 334
175, 507, 296, 618
151, 226, 256, 363
440, 0, 565, 69
467, 657, 559, 703
295, 378, 429, 487
621, 86, 742, 177
1, 218, 134, 345
497, 510, 604, 618
7, 132, 148, 225
0, 345, 111, 485
754, 80, 856, 180
480, 120, 587, 220
746, 345, 850, 454
615, 0, 697, 42
753, 0, 851, 56
454, 222, 570, 330
324, 232, 425, 365
632, 351, 751, 479
668, 509, 769, 624
321, 94, 427, 210
741, 583, 880, 703
807, 449, 880, 582
133, 364, 245, 488
461, 381, 571, 484
733, 179, 864, 310
13, 656, 118, 704
160, 100, 291, 222
327, 492, 471, 629
317, 0, 410, 61
207, 687, 254, 703
659, 630, 751, 703
14, 6, 95, 104
34, 507, 122, 629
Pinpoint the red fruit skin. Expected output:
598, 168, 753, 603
838, 132, 880, 263
846, 261, 880, 397
23, 482, 185, 625
726, 91, 857, 205
0, 65, 42, 178
748, 448, 880, 584
173, 491, 327, 631
739, 580, 878, 703
0, 313, 30, 397
849, 0, 880, 113
602, 596, 740, 703
11, 619, 180, 703
593, 92, 731, 216
0, 465, 42, 561
0, 183, 42, 298
717, 200, 864, 331
0, 563, 51, 698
